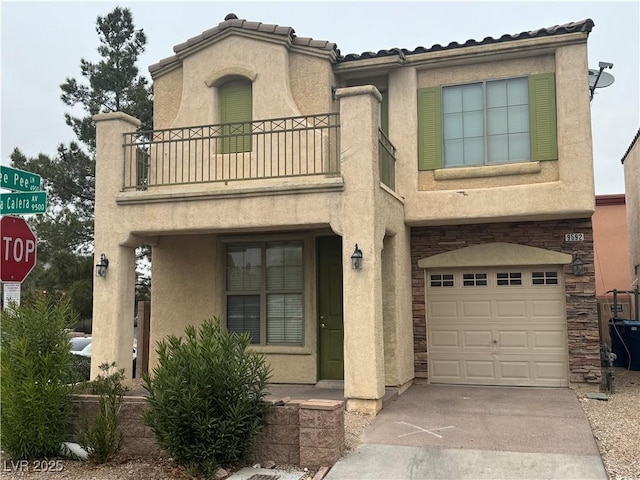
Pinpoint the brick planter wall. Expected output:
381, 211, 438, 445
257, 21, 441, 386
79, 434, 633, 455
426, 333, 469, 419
71, 395, 163, 456
411, 218, 601, 384
72, 395, 344, 468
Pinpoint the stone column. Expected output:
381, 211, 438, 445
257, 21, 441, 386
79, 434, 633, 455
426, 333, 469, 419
335, 86, 386, 413
92, 112, 141, 381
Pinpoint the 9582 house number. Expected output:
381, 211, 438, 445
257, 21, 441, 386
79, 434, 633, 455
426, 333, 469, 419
2, 459, 64, 473
564, 233, 584, 242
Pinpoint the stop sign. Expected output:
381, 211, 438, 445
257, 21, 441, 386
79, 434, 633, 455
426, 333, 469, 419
1, 216, 37, 282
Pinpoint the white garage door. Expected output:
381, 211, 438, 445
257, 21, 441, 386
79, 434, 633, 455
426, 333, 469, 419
427, 267, 568, 387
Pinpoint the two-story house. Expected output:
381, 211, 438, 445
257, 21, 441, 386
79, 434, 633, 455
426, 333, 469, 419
92, 14, 600, 413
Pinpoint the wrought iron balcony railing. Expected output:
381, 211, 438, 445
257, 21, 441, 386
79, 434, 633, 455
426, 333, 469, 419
122, 113, 340, 190
378, 129, 396, 190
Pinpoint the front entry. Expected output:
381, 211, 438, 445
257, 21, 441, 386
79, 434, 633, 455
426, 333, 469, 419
317, 236, 344, 380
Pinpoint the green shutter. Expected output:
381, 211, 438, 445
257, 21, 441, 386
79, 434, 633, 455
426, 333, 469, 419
529, 73, 557, 161
417, 87, 442, 170
380, 90, 389, 136
220, 79, 252, 153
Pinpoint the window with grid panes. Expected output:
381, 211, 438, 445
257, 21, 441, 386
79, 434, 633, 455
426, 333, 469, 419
226, 242, 303, 344
417, 73, 557, 171
442, 78, 530, 167
430, 274, 454, 287
497, 272, 523, 286
463, 273, 488, 286
532, 271, 558, 285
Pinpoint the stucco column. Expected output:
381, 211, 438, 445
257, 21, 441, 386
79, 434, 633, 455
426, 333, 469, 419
335, 86, 386, 413
92, 112, 141, 382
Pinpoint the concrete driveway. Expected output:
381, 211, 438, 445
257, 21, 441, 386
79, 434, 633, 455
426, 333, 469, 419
326, 384, 607, 480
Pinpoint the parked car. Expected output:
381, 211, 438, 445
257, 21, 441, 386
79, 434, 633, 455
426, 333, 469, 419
70, 338, 137, 376
69, 336, 92, 354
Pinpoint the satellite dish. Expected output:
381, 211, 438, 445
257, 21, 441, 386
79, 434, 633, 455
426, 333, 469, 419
588, 68, 615, 89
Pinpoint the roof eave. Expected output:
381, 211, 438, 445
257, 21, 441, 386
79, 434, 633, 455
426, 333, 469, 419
333, 31, 589, 74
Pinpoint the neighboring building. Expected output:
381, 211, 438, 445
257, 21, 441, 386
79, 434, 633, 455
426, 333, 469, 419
622, 129, 640, 290
592, 194, 632, 343
92, 15, 600, 413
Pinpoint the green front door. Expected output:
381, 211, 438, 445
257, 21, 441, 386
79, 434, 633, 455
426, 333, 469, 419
317, 236, 344, 380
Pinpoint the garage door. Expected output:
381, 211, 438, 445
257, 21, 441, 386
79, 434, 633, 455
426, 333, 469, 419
427, 267, 568, 387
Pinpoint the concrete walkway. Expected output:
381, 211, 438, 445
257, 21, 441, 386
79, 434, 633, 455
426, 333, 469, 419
326, 384, 607, 480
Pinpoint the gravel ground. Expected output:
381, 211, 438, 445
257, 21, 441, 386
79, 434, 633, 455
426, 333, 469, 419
576, 367, 640, 480
2, 373, 638, 479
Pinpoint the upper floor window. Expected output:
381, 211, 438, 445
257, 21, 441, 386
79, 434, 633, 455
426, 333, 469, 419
418, 73, 557, 171
443, 78, 529, 167
219, 79, 252, 153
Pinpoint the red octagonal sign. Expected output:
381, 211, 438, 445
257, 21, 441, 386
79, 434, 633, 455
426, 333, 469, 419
1, 216, 37, 283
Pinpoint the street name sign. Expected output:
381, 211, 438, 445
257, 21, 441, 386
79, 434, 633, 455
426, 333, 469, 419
0, 165, 41, 192
0, 191, 47, 215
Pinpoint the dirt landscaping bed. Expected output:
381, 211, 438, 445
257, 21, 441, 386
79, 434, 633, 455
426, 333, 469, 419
576, 367, 640, 480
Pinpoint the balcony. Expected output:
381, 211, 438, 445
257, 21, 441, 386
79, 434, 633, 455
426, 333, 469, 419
122, 112, 397, 193
122, 114, 340, 191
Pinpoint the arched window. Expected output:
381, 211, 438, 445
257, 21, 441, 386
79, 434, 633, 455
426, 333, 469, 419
219, 79, 252, 153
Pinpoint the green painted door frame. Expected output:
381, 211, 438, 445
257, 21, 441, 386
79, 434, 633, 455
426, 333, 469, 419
317, 236, 344, 380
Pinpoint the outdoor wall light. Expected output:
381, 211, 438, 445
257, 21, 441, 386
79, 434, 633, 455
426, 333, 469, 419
95, 253, 109, 277
351, 244, 363, 270
572, 255, 585, 276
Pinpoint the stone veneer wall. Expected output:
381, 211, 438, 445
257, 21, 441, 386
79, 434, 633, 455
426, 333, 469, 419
410, 218, 600, 384
72, 396, 344, 468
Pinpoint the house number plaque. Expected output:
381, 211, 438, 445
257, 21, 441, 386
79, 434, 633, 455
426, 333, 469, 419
564, 233, 584, 242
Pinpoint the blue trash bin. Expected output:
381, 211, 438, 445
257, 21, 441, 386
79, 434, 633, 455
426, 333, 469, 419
624, 320, 640, 371
610, 320, 640, 371
610, 321, 628, 367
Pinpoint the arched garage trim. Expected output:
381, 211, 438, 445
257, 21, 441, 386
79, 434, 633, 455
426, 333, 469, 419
417, 242, 572, 269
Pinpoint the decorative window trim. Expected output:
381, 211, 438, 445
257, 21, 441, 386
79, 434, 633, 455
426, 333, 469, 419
205, 66, 258, 87
433, 160, 541, 181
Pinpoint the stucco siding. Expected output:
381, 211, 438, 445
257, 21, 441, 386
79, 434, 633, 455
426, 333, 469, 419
623, 138, 640, 284
153, 67, 183, 129
148, 235, 218, 370
592, 199, 631, 296
400, 44, 593, 225
289, 52, 336, 115
169, 36, 304, 128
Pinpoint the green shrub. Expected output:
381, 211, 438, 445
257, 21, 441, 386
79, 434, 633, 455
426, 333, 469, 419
70, 354, 91, 381
0, 297, 78, 459
78, 362, 127, 463
143, 317, 272, 477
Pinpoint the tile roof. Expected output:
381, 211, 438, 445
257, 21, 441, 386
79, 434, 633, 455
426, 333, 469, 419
338, 19, 595, 62
150, 15, 594, 75
621, 127, 640, 164
172, 13, 338, 56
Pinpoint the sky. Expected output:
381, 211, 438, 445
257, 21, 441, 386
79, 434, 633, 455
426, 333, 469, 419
1, 1, 639, 195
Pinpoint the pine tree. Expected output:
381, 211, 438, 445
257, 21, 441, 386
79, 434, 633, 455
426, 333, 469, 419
9, 7, 152, 319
